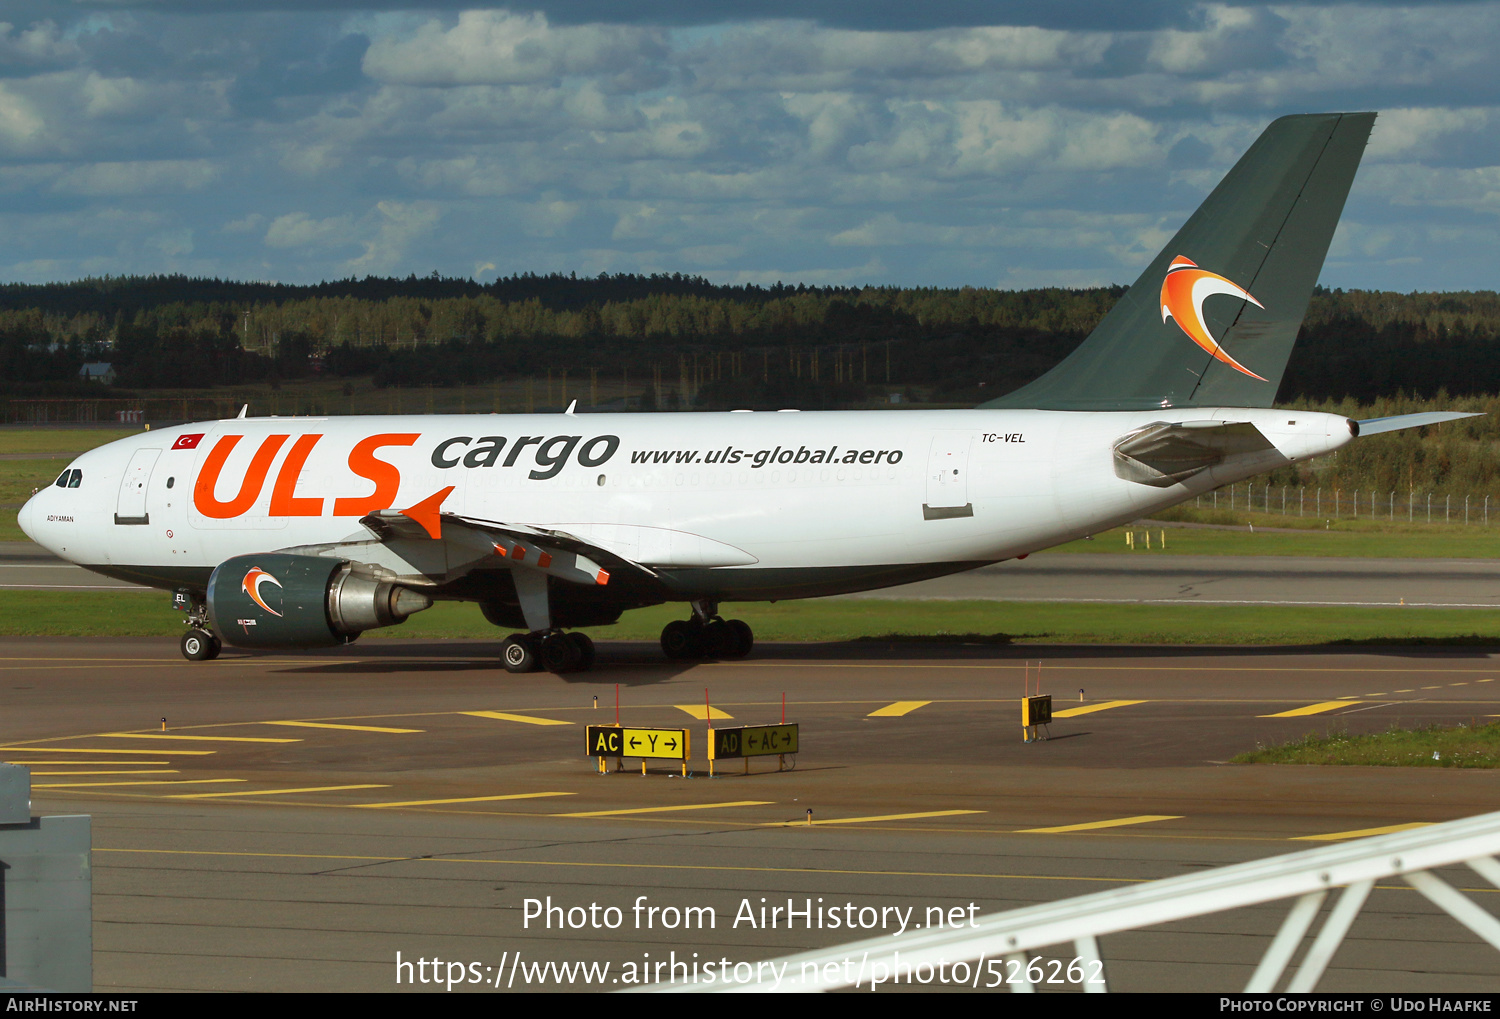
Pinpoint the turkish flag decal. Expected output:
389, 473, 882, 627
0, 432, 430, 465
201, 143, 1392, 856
172, 433, 204, 450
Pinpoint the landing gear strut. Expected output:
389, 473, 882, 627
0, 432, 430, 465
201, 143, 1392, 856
660, 600, 753, 661
177, 594, 221, 662
502, 630, 594, 674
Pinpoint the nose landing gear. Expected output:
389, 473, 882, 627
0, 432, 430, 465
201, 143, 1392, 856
177, 593, 221, 661
181, 628, 221, 661
661, 601, 753, 661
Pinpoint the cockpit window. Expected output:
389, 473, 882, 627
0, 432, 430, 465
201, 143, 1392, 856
55, 471, 69, 488
67, 469, 82, 489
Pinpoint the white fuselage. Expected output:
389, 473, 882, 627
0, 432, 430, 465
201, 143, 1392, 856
19, 406, 1352, 597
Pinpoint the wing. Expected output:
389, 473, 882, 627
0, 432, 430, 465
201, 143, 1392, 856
273, 503, 658, 592
357, 508, 656, 588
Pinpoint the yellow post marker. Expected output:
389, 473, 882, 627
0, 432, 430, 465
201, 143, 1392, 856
1146, 531, 1151, 550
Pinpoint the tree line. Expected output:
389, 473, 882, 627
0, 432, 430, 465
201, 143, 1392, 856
2, 275, 1500, 407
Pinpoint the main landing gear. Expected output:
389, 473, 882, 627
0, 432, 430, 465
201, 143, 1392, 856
502, 630, 595, 674
660, 601, 753, 661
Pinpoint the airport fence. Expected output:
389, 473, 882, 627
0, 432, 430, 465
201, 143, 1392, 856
1201, 482, 1495, 525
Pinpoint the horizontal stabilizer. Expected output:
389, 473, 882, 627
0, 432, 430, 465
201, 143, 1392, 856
1113, 420, 1275, 487
1355, 411, 1483, 436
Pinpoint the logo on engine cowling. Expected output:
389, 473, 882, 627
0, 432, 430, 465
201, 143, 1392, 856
242, 566, 283, 617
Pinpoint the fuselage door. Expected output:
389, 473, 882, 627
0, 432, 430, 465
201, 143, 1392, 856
115, 448, 161, 525
924, 432, 973, 519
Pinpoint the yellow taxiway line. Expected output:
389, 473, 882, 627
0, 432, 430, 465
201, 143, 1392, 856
1260, 701, 1361, 718
0, 747, 215, 755
32, 770, 178, 776
675, 705, 734, 720
34, 778, 247, 789
868, 701, 930, 717
1052, 700, 1147, 718
1293, 822, 1435, 841
461, 711, 572, 726
557, 801, 772, 818
5, 760, 172, 765
775, 810, 985, 827
262, 721, 423, 734
1018, 815, 1183, 834
353, 792, 575, 808
170, 784, 392, 799
98, 733, 300, 743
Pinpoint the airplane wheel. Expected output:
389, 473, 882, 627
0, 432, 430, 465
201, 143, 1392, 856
540, 631, 583, 673
566, 632, 595, 670
181, 628, 220, 662
701, 619, 734, 659
501, 634, 538, 673
660, 619, 703, 660
723, 619, 753, 659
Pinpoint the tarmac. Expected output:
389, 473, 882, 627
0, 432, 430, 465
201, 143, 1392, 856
8, 636, 1500, 992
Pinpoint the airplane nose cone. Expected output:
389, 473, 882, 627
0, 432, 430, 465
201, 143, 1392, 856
17, 491, 37, 542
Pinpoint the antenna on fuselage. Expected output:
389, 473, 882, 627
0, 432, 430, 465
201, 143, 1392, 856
237, 404, 248, 419
564, 399, 577, 415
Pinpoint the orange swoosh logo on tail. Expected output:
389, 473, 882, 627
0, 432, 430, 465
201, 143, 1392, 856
242, 566, 283, 617
1160, 255, 1267, 381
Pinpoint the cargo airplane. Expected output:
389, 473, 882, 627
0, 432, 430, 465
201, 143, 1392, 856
17, 112, 1474, 672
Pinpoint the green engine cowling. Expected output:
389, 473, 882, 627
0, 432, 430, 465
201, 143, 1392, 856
207, 553, 433, 649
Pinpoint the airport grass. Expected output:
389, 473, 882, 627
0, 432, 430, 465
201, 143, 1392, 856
5, 590, 1500, 646
1053, 522, 1500, 559
1234, 723, 1500, 768
0, 428, 139, 455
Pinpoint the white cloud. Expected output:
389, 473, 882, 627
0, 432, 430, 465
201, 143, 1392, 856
0, 21, 79, 66
265, 211, 355, 249
1366, 108, 1494, 161
347, 200, 442, 273
223, 213, 266, 234
0, 83, 45, 150
363, 11, 667, 88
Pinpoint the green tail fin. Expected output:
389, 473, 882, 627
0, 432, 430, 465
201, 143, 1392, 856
982, 112, 1375, 411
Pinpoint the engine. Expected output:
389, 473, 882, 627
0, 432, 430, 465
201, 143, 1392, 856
206, 553, 433, 649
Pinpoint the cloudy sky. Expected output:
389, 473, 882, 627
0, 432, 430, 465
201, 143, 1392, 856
0, 1, 1496, 291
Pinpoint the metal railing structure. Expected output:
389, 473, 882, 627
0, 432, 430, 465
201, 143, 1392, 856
676, 810, 1500, 993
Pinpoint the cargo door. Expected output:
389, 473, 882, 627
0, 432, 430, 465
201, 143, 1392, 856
923, 432, 973, 519
115, 448, 160, 525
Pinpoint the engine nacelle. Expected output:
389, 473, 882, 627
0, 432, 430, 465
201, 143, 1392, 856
207, 553, 433, 649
